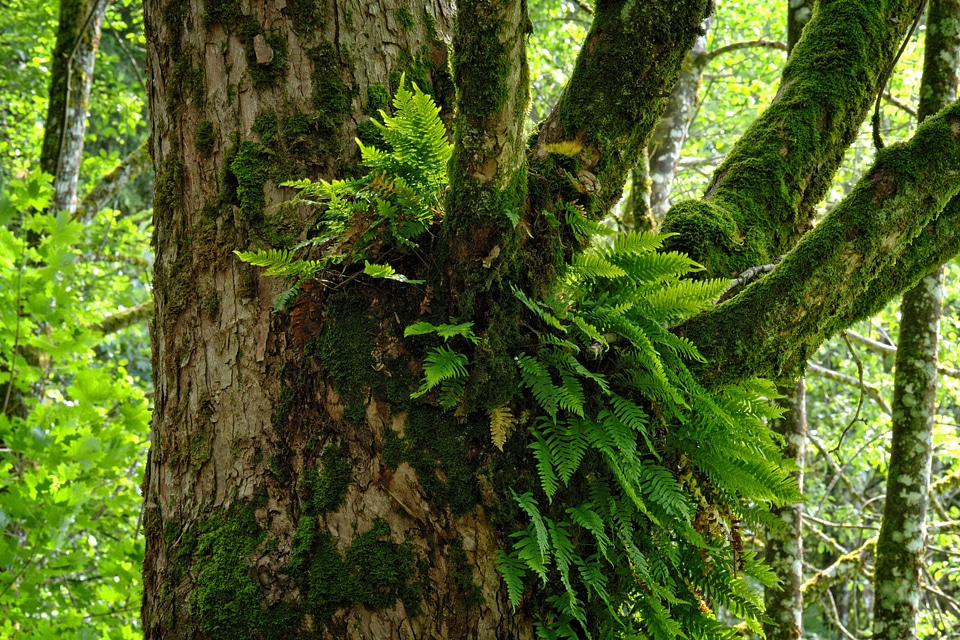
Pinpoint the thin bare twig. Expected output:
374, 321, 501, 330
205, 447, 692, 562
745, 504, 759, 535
806, 362, 891, 415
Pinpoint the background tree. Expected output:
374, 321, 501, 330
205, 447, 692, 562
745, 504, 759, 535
0, 0, 152, 636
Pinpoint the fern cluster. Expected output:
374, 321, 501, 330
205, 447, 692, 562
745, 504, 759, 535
235, 75, 451, 302
238, 82, 800, 638
497, 231, 799, 638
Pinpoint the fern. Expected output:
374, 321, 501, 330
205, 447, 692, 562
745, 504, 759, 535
243, 77, 450, 293
489, 404, 516, 451
233, 248, 323, 278
410, 345, 468, 399
496, 217, 801, 637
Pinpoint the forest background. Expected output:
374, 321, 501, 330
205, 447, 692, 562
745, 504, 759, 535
0, 0, 959, 638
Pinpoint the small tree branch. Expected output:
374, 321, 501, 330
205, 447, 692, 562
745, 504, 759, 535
705, 39, 788, 61
801, 536, 877, 602
73, 139, 150, 223
662, 0, 927, 279
805, 362, 891, 415
681, 100, 960, 387
89, 300, 153, 335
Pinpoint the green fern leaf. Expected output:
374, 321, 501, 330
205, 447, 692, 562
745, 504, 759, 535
517, 353, 559, 419
411, 345, 468, 398
495, 550, 527, 609
571, 252, 627, 279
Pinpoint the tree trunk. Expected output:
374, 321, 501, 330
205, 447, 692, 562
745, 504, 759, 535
40, 0, 110, 213
762, 7, 812, 637
647, 18, 710, 221
140, 0, 529, 636
764, 379, 807, 640
873, 1, 959, 635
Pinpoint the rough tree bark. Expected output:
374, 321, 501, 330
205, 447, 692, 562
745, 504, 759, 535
40, 0, 110, 213
873, 0, 959, 636
142, 0, 960, 636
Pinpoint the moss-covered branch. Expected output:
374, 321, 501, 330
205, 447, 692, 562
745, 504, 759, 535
530, 0, 711, 213
90, 300, 154, 335
681, 99, 960, 386
73, 140, 151, 222
801, 537, 876, 603
443, 0, 530, 312
662, 0, 926, 278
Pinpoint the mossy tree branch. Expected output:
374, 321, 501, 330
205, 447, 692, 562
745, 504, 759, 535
661, 0, 926, 278
681, 100, 960, 387
73, 140, 150, 223
530, 0, 711, 214
443, 0, 530, 313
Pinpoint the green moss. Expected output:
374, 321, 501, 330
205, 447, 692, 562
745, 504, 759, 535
282, 0, 325, 34
202, 0, 243, 28
366, 84, 390, 115
163, 521, 182, 548
281, 111, 312, 140
190, 498, 267, 638
307, 42, 354, 136
247, 29, 289, 88
252, 110, 279, 148
267, 455, 292, 484
301, 443, 352, 515
450, 8, 513, 119
306, 292, 377, 422
450, 537, 483, 607
388, 406, 480, 515
194, 120, 215, 154
396, 7, 415, 29
421, 8, 437, 38
382, 424, 405, 470
229, 141, 269, 222
272, 374, 298, 433
203, 0, 287, 87
347, 518, 421, 611
356, 119, 384, 149
287, 516, 422, 623
202, 292, 221, 316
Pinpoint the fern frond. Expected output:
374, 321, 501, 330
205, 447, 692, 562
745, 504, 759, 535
531, 432, 561, 500
566, 504, 611, 559
411, 345, 468, 398
404, 320, 479, 343
363, 260, 424, 283
611, 229, 665, 255
496, 549, 527, 609
641, 278, 727, 322
490, 405, 516, 451
513, 284, 567, 330
541, 417, 590, 484
571, 252, 627, 279
233, 248, 324, 278
517, 353, 559, 419
361, 74, 452, 190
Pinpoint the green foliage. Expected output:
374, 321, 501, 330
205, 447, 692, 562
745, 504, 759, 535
405, 321, 479, 408
496, 230, 799, 637
236, 75, 451, 304
0, 169, 151, 638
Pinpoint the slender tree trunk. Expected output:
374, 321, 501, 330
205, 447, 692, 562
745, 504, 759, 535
873, 2, 959, 636
647, 18, 710, 221
764, 379, 807, 639
763, 6, 813, 638
40, 0, 110, 213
